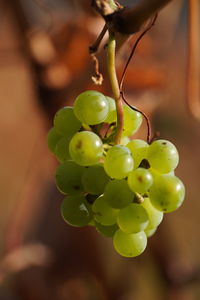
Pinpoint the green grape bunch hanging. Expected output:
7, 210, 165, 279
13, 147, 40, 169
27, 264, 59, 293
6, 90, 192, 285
47, 90, 185, 258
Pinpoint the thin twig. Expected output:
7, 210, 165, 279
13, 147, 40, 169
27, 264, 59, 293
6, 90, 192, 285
119, 13, 158, 91
89, 24, 108, 54
120, 91, 151, 144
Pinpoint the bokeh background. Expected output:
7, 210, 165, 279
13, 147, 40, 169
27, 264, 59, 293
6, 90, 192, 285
0, 0, 200, 299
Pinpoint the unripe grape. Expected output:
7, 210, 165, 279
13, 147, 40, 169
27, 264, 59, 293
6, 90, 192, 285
113, 229, 147, 257
69, 131, 103, 166
54, 106, 81, 136
104, 145, 134, 179
74, 90, 109, 125
149, 175, 185, 213
61, 195, 92, 227
147, 139, 179, 173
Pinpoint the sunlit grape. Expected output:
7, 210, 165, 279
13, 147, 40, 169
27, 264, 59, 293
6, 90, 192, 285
69, 131, 103, 166
127, 139, 149, 168
104, 145, 134, 179
141, 197, 163, 229
117, 203, 149, 233
147, 139, 179, 173
92, 195, 119, 225
128, 168, 153, 194
104, 96, 117, 124
149, 175, 185, 213
123, 105, 142, 137
74, 90, 109, 125
113, 229, 147, 257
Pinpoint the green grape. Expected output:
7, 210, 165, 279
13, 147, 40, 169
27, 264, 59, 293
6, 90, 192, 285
54, 136, 71, 162
104, 96, 117, 124
123, 105, 142, 137
104, 145, 134, 179
127, 139, 149, 168
113, 229, 147, 257
47, 127, 62, 153
55, 161, 85, 194
117, 203, 149, 234
104, 179, 134, 209
121, 136, 130, 146
149, 175, 185, 213
69, 131, 103, 166
128, 168, 153, 194
61, 195, 92, 227
141, 197, 163, 229
145, 227, 157, 238
95, 222, 118, 237
54, 106, 81, 136
74, 90, 109, 125
82, 165, 110, 195
92, 195, 119, 226
147, 139, 179, 173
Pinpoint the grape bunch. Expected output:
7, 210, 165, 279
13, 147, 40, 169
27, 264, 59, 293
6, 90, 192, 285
47, 90, 185, 258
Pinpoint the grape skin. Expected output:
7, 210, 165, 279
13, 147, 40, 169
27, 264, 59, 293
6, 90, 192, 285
55, 161, 85, 195
141, 198, 163, 229
47, 127, 62, 153
74, 90, 109, 125
54, 106, 81, 136
149, 175, 185, 213
82, 165, 110, 195
104, 179, 134, 209
113, 229, 147, 257
127, 139, 149, 169
92, 195, 119, 226
104, 145, 134, 179
104, 96, 117, 124
69, 131, 103, 166
61, 195, 92, 227
147, 139, 179, 174
123, 105, 142, 137
117, 203, 149, 234
95, 222, 119, 237
128, 168, 153, 194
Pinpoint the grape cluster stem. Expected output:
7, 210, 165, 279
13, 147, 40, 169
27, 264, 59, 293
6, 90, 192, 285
107, 32, 124, 144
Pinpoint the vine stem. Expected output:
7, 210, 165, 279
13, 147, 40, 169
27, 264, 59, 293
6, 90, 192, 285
107, 32, 124, 144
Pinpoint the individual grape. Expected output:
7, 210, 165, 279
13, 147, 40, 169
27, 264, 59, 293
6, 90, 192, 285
127, 139, 149, 168
117, 203, 149, 234
120, 136, 130, 146
54, 136, 71, 162
95, 222, 118, 237
55, 161, 85, 194
141, 198, 163, 229
82, 165, 110, 195
123, 105, 142, 137
145, 227, 157, 238
149, 175, 185, 213
128, 168, 153, 194
92, 195, 119, 226
54, 106, 81, 136
113, 229, 147, 257
147, 139, 179, 173
69, 131, 103, 166
74, 90, 109, 125
104, 179, 134, 209
104, 145, 134, 179
61, 195, 92, 227
47, 127, 62, 153
104, 96, 117, 124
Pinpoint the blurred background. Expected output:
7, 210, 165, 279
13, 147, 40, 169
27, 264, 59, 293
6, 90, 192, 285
0, 0, 200, 299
